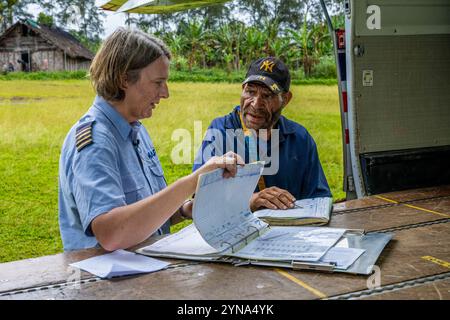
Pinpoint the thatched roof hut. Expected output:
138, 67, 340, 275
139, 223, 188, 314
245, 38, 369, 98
0, 19, 94, 72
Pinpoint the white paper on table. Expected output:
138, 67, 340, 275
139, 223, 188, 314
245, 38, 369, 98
70, 249, 170, 279
319, 247, 366, 269
141, 224, 221, 257
230, 226, 346, 262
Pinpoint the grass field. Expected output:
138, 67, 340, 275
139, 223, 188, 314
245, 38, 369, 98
0, 80, 344, 263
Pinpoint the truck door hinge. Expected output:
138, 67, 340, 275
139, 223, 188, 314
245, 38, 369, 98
344, 0, 351, 16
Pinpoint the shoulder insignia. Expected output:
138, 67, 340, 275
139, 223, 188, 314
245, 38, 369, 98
75, 120, 95, 152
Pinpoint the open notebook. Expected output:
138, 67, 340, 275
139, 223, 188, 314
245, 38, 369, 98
253, 197, 333, 226
137, 163, 392, 275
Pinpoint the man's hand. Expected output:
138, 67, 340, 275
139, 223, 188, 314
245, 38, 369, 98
250, 187, 296, 212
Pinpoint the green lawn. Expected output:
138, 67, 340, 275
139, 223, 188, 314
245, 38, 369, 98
0, 80, 344, 263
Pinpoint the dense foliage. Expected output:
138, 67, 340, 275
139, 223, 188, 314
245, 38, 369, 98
1, 1, 344, 78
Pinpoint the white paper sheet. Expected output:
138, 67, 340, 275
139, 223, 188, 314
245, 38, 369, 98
70, 249, 170, 279
231, 226, 346, 262
254, 197, 333, 220
193, 163, 267, 251
319, 247, 366, 269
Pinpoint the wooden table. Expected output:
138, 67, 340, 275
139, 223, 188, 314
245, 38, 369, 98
1, 186, 449, 300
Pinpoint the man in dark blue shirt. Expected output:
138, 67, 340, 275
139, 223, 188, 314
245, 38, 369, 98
193, 57, 331, 212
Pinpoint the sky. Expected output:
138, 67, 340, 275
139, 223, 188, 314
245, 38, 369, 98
27, 1, 128, 38
94, 0, 128, 37
102, 10, 128, 37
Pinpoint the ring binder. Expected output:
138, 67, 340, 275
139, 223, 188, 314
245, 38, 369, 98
140, 163, 392, 276
236, 233, 247, 244
344, 229, 366, 235
222, 226, 265, 254
220, 241, 233, 252
247, 225, 262, 236
292, 261, 335, 272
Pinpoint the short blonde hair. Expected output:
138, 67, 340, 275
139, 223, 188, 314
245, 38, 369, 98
89, 28, 171, 101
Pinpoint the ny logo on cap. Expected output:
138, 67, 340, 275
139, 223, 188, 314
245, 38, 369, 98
271, 83, 280, 92
260, 60, 275, 73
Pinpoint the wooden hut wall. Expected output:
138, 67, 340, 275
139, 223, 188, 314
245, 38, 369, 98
65, 57, 91, 71
30, 50, 65, 71
1, 24, 91, 72
0, 51, 21, 71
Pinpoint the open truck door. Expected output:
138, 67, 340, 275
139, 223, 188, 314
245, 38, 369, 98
332, 0, 450, 199
100, 0, 450, 200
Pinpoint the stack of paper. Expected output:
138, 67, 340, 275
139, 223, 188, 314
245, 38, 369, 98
139, 224, 364, 271
135, 163, 391, 274
253, 197, 333, 226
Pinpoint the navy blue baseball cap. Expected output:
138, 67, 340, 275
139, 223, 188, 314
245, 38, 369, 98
243, 57, 291, 94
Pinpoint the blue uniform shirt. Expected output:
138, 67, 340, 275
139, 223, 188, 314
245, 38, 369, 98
193, 106, 332, 200
59, 95, 170, 251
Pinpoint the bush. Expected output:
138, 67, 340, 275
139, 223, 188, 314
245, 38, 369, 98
310, 56, 337, 79
0, 68, 336, 85
169, 68, 245, 83
171, 56, 189, 71
291, 68, 306, 80
0, 70, 88, 80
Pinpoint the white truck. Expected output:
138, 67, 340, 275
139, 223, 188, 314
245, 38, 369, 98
330, 0, 450, 199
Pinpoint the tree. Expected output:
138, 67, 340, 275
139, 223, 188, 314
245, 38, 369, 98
214, 21, 246, 72
242, 26, 266, 66
37, 12, 53, 27
0, 0, 33, 32
234, 0, 305, 31
177, 19, 209, 71
135, 1, 233, 34
31, 0, 105, 53
69, 30, 102, 53
53, 0, 105, 40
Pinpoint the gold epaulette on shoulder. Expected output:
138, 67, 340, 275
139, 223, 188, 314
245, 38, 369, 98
75, 120, 95, 152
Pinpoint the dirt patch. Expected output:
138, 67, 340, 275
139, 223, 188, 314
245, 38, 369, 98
0, 96, 45, 106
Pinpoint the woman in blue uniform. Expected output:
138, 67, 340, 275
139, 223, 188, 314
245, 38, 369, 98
58, 28, 242, 251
